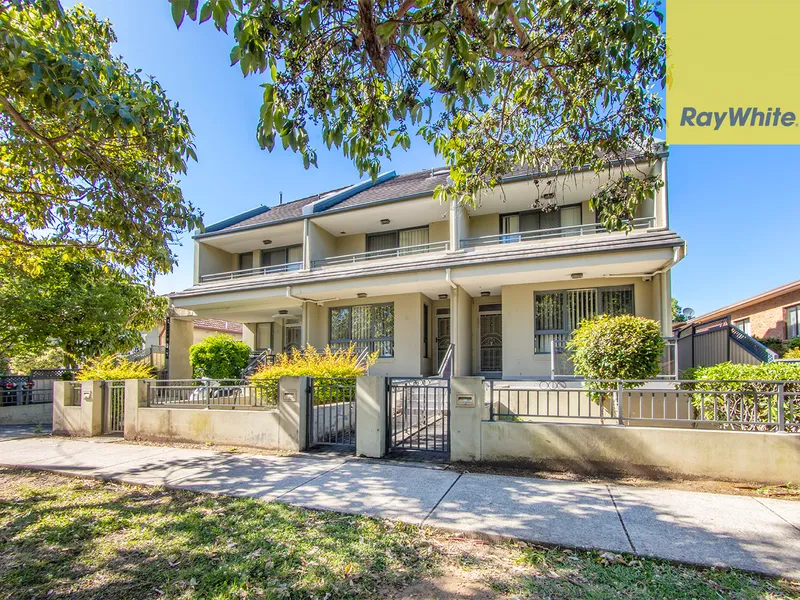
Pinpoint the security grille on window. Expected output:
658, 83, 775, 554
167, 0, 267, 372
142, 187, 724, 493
534, 285, 635, 353
787, 305, 800, 339
329, 303, 394, 357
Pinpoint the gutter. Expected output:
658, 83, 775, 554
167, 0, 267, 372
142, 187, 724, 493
603, 244, 683, 280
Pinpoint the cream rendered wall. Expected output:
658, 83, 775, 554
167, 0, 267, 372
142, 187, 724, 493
306, 293, 424, 377
420, 295, 433, 376
501, 277, 658, 378
242, 323, 256, 350
196, 242, 235, 282
335, 233, 366, 257
467, 213, 500, 238
309, 221, 336, 264
428, 220, 449, 243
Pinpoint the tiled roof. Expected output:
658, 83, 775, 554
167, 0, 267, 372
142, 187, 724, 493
204, 146, 660, 236
193, 319, 243, 333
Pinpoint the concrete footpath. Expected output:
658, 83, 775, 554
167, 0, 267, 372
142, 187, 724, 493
1, 435, 799, 580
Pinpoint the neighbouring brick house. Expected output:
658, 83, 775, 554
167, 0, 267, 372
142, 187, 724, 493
681, 280, 800, 341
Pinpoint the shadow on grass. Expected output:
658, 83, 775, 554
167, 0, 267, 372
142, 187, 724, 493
0, 468, 437, 599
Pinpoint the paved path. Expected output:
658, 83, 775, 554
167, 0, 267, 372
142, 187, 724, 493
1, 436, 799, 580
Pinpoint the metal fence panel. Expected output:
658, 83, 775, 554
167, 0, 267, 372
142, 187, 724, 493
147, 379, 279, 409
307, 378, 356, 448
103, 381, 126, 434
489, 379, 800, 432
387, 378, 450, 454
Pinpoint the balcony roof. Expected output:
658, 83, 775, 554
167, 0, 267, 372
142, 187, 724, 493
195, 145, 664, 239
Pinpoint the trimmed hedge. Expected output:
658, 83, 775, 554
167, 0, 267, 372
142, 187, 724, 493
189, 334, 251, 380
567, 314, 664, 387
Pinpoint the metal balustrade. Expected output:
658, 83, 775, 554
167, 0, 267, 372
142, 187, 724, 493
460, 217, 656, 248
200, 261, 303, 283
311, 240, 449, 268
489, 379, 800, 432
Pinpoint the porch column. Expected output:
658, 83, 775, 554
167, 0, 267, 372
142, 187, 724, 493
450, 285, 473, 376
167, 318, 194, 379
241, 323, 257, 350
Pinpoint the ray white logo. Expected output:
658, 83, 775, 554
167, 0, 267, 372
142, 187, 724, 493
680, 107, 798, 130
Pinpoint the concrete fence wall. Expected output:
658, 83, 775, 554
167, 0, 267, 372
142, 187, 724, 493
0, 402, 52, 426
53, 381, 102, 436
123, 377, 307, 452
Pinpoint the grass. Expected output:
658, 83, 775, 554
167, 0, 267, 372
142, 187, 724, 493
0, 469, 797, 600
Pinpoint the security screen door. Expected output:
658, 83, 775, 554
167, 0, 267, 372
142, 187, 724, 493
478, 305, 502, 374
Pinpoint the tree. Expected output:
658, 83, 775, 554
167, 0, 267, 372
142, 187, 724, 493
0, 248, 167, 366
0, 1, 203, 280
170, 0, 665, 229
671, 298, 688, 323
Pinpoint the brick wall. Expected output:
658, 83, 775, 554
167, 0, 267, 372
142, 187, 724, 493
727, 289, 800, 340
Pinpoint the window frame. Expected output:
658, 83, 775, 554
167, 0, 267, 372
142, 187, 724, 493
500, 203, 583, 236
260, 244, 303, 269
239, 252, 254, 271
787, 305, 800, 339
329, 302, 395, 358
366, 225, 430, 255
533, 285, 635, 354
734, 318, 752, 336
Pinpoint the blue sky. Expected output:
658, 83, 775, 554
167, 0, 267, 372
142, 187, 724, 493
69, 0, 799, 316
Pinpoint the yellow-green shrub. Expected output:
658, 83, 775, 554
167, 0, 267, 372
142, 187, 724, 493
784, 347, 800, 359
75, 355, 154, 381
250, 344, 376, 381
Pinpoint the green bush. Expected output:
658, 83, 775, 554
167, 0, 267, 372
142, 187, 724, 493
76, 355, 154, 381
788, 337, 800, 351
756, 337, 787, 357
189, 334, 251, 380
784, 347, 800, 359
566, 314, 664, 387
684, 362, 800, 431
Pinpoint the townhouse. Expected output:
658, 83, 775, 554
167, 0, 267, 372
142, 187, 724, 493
168, 147, 686, 379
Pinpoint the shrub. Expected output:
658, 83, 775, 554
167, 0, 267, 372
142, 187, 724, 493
189, 334, 251, 380
788, 337, 800, 351
684, 362, 800, 431
784, 347, 800, 359
756, 337, 787, 357
567, 314, 664, 387
249, 344, 376, 404
75, 355, 154, 381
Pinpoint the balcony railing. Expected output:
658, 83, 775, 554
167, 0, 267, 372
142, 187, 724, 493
200, 261, 303, 283
460, 217, 655, 249
311, 240, 449, 268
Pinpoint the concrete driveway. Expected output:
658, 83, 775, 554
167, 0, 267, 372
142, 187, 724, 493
1, 436, 798, 580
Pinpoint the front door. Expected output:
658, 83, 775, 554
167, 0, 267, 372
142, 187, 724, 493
436, 313, 451, 371
478, 306, 502, 375
284, 324, 301, 352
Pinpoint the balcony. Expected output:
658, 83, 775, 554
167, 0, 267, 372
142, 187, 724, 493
200, 261, 303, 283
311, 240, 450, 269
460, 217, 655, 249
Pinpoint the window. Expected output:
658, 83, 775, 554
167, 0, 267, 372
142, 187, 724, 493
239, 252, 253, 270
329, 303, 395, 357
423, 304, 429, 358
284, 325, 301, 351
787, 305, 800, 339
261, 245, 303, 270
534, 285, 635, 353
734, 318, 751, 336
366, 227, 430, 256
501, 205, 582, 243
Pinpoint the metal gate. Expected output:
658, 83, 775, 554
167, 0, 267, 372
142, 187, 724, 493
387, 378, 450, 457
102, 380, 125, 434
307, 378, 356, 449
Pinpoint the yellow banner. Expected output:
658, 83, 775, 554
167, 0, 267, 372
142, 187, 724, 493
667, 0, 800, 144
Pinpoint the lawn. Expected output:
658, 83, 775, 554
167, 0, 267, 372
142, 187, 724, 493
0, 468, 797, 599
